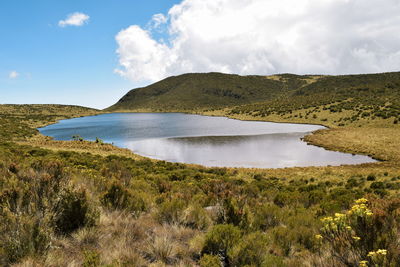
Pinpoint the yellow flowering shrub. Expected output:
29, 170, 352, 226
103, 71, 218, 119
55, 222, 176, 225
317, 198, 399, 267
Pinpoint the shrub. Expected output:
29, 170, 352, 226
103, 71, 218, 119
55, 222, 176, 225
370, 181, 385, 189
101, 181, 147, 215
217, 198, 253, 229
201, 224, 241, 266
229, 232, 269, 266
94, 137, 103, 144
0, 214, 51, 265
252, 203, 280, 231
156, 199, 186, 224
272, 226, 296, 256
307, 190, 325, 207
273, 191, 302, 208
52, 188, 98, 235
83, 250, 100, 267
183, 204, 212, 230
253, 174, 264, 181
72, 135, 84, 141
317, 198, 400, 266
199, 254, 222, 267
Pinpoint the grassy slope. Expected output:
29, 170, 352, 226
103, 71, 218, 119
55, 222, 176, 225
107, 72, 400, 119
0, 104, 100, 141
107, 72, 316, 111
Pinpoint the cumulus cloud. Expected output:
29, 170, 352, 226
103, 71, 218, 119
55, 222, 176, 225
8, 71, 19, 79
115, 0, 400, 82
59, 12, 90, 27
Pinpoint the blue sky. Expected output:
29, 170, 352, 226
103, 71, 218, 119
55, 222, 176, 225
0, 0, 181, 109
1, 0, 399, 109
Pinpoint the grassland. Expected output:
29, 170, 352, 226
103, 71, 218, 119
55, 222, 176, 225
1, 70, 400, 267
0, 104, 100, 141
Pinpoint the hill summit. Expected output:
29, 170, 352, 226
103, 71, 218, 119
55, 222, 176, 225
107, 72, 400, 116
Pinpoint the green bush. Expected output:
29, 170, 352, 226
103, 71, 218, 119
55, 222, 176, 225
370, 181, 385, 189
155, 199, 186, 224
83, 249, 100, 267
101, 181, 147, 215
199, 254, 222, 267
0, 214, 51, 265
183, 204, 212, 230
217, 198, 253, 229
252, 203, 280, 231
272, 226, 295, 256
229, 232, 269, 266
201, 224, 241, 266
52, 188, 98, 235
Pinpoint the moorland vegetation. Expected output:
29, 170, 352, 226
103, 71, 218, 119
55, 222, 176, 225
1, 71, 400, 266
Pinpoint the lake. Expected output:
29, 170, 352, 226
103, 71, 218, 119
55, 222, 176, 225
38, 113, 376, 168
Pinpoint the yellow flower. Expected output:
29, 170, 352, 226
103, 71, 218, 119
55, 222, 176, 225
346, 226, 352, 230
321, 217, 333, 223
352, 236, 361, 241
315, 234, 323, 240
367, 251, 376, 257
356, 198, 368, 204
377, 249, 387, 255
359, 260, 368, 267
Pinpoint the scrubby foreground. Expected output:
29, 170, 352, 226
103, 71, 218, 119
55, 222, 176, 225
1, 105, 400, 267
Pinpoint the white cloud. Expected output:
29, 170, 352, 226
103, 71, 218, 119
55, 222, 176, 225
8, 71, 19, 79
59, 12, 90, 27
115, 0, 400, 82
149, 13, 168, 29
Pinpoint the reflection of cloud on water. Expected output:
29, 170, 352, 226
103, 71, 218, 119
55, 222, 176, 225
125, 134, 376, 168
40, 113, 375, 168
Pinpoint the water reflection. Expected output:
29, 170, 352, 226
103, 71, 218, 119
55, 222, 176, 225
126, 132, 376, 168
38, 113, 376, 168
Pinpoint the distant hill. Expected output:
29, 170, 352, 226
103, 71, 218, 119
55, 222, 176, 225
106, 72, 315, 111
107, 72, 400, 123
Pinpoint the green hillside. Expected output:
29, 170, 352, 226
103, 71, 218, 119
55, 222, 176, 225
106, 72, 313, 111
0, 104, 100, 141
230, 72, 400, 124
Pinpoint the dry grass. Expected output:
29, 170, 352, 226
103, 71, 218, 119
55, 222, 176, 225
265, 74, 325, 85
0, 104, 100, 128
18, 134, 146, 160
14, 211, 201, 266
304, 127, 400, 162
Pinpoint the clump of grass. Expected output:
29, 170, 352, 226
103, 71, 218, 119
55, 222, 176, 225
146, 235, 177, 264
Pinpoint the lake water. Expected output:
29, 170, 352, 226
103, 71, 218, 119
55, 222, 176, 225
38, 113, 376, 168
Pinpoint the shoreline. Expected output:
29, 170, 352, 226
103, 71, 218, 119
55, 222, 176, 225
35, 111, 384, 170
